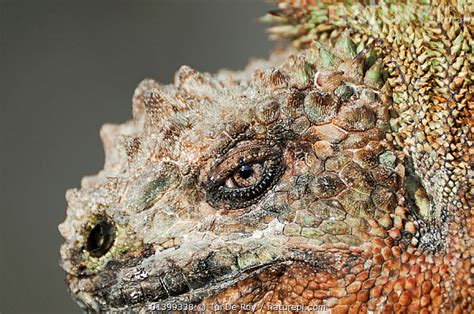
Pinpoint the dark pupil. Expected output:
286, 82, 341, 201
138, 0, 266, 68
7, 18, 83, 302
238, 164, 254, 179
86, 221, 115, 258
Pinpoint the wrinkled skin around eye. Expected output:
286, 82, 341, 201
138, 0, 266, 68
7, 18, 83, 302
205, 143, 285, 210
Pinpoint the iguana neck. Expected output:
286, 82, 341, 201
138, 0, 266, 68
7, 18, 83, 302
265, 0, 472, 251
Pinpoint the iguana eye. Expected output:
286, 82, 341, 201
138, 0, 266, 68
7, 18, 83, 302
205, 144, 284, 209
225, 162, 264, 189
86, 221, 115, 258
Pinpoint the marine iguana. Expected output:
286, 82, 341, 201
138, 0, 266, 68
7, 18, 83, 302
59, 1, 472, 312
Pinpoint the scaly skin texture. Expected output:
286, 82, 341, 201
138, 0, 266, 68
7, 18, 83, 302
59, 1, 472, 312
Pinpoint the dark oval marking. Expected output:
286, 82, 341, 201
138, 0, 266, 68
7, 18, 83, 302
86, 221, 115, 258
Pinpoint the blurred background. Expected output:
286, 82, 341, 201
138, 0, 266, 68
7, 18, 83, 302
0, 0, 273, 312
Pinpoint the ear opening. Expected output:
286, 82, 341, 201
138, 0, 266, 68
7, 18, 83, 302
403, 156, 432, 221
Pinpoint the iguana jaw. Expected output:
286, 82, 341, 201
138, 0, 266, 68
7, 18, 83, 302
65, 259, 278, 311
66, 245, 362, 311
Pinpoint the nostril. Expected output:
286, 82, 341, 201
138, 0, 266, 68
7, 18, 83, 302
86, 221, 115, 258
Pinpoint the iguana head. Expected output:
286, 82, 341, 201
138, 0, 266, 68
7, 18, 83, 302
59, 30, 468, 312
